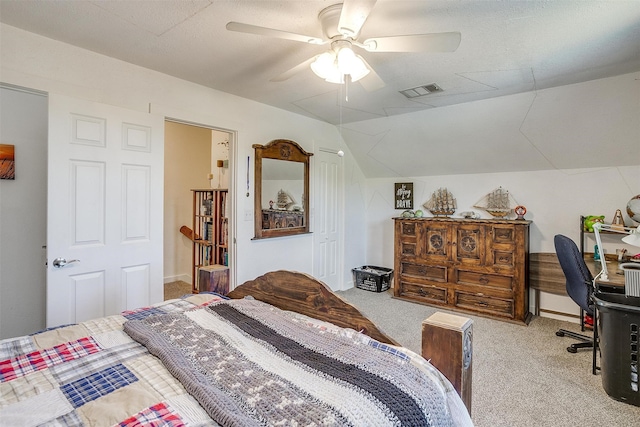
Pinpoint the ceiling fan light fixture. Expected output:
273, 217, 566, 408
324, 69, 345, 84
349, 55, 370, 82
337, 46, 357, 74
310, 45, 370, 84
310, 51, 336, 79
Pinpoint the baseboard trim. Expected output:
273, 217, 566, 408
164, 274, 191, 284
538, 308, 579, 319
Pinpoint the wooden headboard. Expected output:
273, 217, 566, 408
227, 270, 398, 345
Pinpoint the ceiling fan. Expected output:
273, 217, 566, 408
226, 0, 461, 91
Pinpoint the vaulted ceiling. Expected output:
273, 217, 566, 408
1, 0, 639, 177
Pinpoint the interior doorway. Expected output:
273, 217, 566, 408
163, 120, 234, 299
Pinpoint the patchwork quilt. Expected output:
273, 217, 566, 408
0, 294, 472, 426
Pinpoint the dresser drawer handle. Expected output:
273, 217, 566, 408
476, 301, 489, 307
479, 275, 489, 284
418, 288, 427, 296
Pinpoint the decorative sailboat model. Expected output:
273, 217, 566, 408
423, 188, 457, 217
474, 187, 516, 217
276, 189, 295, 210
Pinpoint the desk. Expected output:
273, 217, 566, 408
587, 258, 626, 290
529, 253, 625, 316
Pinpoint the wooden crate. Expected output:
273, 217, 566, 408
198, 264, 229, 295
422, 312, 473, 414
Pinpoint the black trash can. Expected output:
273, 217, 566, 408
594, 292, 640, 406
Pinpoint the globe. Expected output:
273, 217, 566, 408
627, 194, 640, 223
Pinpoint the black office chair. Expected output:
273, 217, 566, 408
553, 235, 595, 354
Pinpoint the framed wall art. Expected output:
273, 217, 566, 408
0, 144, 15, 180
395, 182, 413, 209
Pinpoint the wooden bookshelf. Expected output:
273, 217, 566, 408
191, 189, 228, 293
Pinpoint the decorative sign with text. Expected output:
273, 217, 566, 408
395, 182, 413, 209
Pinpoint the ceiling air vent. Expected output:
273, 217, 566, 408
400, 83, 443, 98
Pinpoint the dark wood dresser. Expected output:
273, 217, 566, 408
261, 209, 304, 229
394, 217, 531, 324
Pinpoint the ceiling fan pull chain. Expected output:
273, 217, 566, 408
345, 75, 349, 102
339, 80, 344, 140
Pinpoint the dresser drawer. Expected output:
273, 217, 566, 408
399, 220, 418, 237
401, 261, 447, 282
490, 225, 516, 244
490, 249, 515, 269
398, 281, 448, 304
399, 241, 418, 257
454, 291, 514, 318
455, 269, 514, 291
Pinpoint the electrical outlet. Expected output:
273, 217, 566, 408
244, 210, 253, 221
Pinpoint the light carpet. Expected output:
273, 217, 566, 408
336, 287, 640, 427
164, 280, 192, 300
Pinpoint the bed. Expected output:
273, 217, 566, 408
0, 270, 473, 426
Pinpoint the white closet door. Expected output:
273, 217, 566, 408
314, 149, 343, 290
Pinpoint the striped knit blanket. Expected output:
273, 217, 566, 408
124, 298, 454, 427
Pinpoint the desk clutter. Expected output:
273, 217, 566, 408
580, 213, 640, 298
621, 263, 640, 297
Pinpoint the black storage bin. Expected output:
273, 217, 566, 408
352, 266, 393, 292
594, 292, 640, 407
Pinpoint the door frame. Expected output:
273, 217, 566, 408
164, 117, 237, 289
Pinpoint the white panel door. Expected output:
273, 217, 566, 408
314, 150, 343, 290
47, 94, 164, 327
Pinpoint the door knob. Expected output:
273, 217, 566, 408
52, 257, 80, 268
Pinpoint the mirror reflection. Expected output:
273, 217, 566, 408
261, 159, 304, 210
253, 139, 312, 239
261, 159, 304, 229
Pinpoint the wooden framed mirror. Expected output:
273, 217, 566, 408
253, 139, 313, 239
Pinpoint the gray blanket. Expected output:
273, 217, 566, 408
124, 298, 453, 426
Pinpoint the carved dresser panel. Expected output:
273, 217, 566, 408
262, 209, 304, 230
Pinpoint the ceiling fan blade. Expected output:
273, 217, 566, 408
226, 22, 325, 45
338, 0, 377, 38
363, 32, 461, 53
357, 57, 385, 92
270, 57, 316, 82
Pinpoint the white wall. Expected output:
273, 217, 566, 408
0, 86, 48, 339
337, 150, 367, 286
211, 130, 229, 190
0, 24, 358, 295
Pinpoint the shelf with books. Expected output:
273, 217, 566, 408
191, 189, 229, 293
